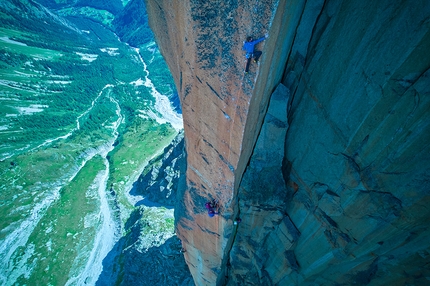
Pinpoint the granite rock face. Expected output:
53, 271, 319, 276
145, 0, 430, 285
228, 83, 293, 285
278, 1, 430, 284
145, 1, 282, 285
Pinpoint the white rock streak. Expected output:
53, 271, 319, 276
132, 47, 183, 131
0, 159, 87, 286
66, 97, 121, 285
0, 84, 112, 162
1, 42, 184, 284
0, 85, 117, 285
75, 84, 113, 130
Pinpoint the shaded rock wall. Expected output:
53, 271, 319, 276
277, 1, 430, 284
132, 131, 185, 206
228, 83, 293, 285
145, 0, 430, 285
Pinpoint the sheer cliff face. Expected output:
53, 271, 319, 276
145, 0, 430, 285
144, 1, 282, 284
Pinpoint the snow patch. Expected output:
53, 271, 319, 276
46, 239, 52, 252
0, 79, 37, 92
48, 80, 71, 84
75, 52, 98, 62
100, 48, 119, 56
16, 104, 48, 115
0, 36, 27, 46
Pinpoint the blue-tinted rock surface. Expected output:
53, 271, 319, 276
145, 0, 430, 285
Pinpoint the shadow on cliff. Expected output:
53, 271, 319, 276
96, 208, 193, 286
129, 132, 185, 209
96, 132, 191, 285
170, 91, 182, 114
128, 175, 174, 210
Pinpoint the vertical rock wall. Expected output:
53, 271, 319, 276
144, 1, 286, 285
278, 0, 430, 284
145, 0, 430, 285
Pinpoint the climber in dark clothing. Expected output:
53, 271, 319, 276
242, 34, 268, 73
205, 199, 219, 217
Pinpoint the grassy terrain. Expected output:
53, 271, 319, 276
14, 155, 105, 286
0, 30, 63, 59
137, 206, 175, 250
139, 41, 177, 96
108, 118, 177, 215
0, 27, 103, 157
0, 1, 180, 284
0, 25, 149, 158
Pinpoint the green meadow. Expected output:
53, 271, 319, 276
0, 3, 180, 284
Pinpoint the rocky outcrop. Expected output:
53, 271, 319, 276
96, 207, 193, 286
145, 0, 430, 285
132, 131, 185, 206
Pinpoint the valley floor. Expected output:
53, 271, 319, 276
0, 3, 188, 284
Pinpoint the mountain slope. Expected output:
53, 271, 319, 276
36, 0, 124, 15
112, 0, 153, 47
0, 0, 187, 284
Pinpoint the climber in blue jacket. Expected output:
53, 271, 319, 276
242, 34, 268, 73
